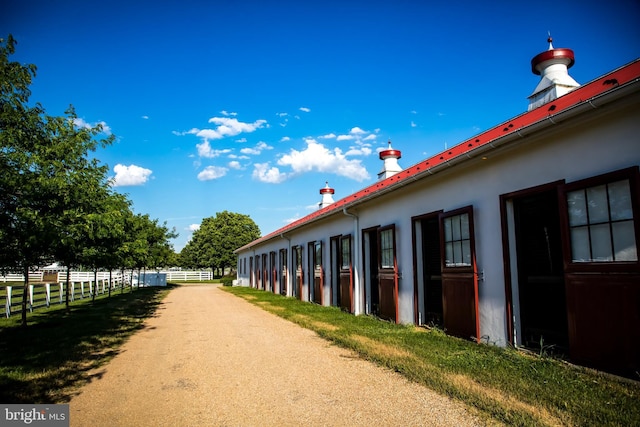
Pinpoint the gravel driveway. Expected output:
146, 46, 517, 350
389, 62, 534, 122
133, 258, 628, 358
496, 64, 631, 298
69, 284, 482, 426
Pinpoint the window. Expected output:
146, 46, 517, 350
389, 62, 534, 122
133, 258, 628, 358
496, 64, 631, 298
314, 241, 322, 270
443, 213, 471, 267
341, 236, 351, 270
567, 179, 637, 262
380, 228, 394, 269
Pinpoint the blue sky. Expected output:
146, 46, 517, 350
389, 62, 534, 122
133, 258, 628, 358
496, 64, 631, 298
4, 0, 639, 251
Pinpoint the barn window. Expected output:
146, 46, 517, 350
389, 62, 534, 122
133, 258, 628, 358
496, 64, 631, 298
567, 179, 637, 262
341, 236, 351, 269
443, 213, 471, 267
380, 228, 394, 268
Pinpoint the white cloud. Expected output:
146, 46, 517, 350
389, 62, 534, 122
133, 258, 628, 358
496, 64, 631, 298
142, 115, 149, 119
280, 136, 291, 142
363, 134, 376, 141
183, 117, 266, 143
240, 141, 272, 155
345, 146, 373, 156
197, 165, 228, 181
252, 162, 288, 183
411, 121, 417, 128
228, 160, 242, 169
336, 134, 355, 141
410, 110, 417, 114
277, 112, 288, 117
319, 133, 336, 139
299, 107, 311, 113
277, 140, 370, 181
196, 140, 232, 158
112, 164, 152, 187
188, 224, 200, 232
220, 110, 237, 116
235, 137, 247, 143
350, 127, 366, 134
73, 118, 112, 135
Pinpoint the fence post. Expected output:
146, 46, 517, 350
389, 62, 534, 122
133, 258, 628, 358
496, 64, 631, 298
59, 283, 64, 304
45, 283, 50, 308
5, 286, 11, 318
71, 283, 75, 302
28, 284, 34, 312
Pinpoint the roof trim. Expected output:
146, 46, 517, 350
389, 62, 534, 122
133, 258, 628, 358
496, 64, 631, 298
236, 59, 640, 253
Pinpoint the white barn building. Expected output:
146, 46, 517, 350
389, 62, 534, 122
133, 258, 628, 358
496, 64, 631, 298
235, 40, 640, 377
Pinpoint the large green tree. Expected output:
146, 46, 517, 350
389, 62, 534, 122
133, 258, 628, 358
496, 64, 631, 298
0, 35, 115, 324
180, 211, 260, 275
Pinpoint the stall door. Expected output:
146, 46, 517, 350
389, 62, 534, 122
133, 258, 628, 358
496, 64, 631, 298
293, 246, 302, 300
279, 249, 288, 296
270, 251, 277, 294
440, 207, 479, 341
378, 226, 398, 322
310, 241, 323, 305
340, 235, 353, 313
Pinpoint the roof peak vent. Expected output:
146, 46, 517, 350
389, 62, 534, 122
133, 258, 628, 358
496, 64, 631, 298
378, 140, 403, 180
528, 35, 580, 111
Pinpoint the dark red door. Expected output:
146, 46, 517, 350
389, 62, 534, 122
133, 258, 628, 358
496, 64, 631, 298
377, 226, 398, 322
339, 236, 353, 313
440, 207, 480, 341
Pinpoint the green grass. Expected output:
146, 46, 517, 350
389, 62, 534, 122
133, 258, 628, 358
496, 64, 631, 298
223, 286, 640, 427
0, 284, 173, 403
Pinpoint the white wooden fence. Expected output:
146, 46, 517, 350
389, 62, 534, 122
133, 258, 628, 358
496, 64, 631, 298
1, 270, 213, 318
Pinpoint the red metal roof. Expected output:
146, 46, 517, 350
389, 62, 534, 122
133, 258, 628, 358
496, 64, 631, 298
238, 59, 640, 251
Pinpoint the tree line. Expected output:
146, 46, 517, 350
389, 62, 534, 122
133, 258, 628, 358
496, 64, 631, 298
0, 35, 177, 325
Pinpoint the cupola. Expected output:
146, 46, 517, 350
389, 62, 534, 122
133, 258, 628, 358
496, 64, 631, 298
318, 182, 335, 209
378, 140, 403, 180
528, 36, 580, 111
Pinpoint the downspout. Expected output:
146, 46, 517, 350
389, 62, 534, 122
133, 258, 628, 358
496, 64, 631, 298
342, 208, 362, 315
280, 233, 291, 296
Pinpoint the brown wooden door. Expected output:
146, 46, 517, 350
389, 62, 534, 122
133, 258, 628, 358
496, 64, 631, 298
440, 207, 479, 341
339, 236, 353, 313
312, 241, 323, 305
378, 226, 398, 322
293, 246, 302, 300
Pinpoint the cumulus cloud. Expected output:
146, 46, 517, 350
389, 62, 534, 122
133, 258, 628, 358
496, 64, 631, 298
319, 133, 336, 139
112, 164, 152, 187
411, 121, 417, 128
228, 160, 242, 169
220, 110, 237, 116
142, 115, 149, 119
188, 224, 200, 232
280, 136, 291, 142
240, 141, 273, 155
177, 117, 267, 145
336, 126, 370, 142
196, 140, 232, 158
197, 165, 228, 181
277, 140, 370, 181
299, 107, 311, 113
73, 118, 112, 135
252, 162, 288, 183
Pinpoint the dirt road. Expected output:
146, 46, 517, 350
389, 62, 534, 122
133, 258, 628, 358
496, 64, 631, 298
69, 284, 482, 426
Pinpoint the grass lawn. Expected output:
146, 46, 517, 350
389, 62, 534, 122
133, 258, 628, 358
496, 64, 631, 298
223, 286, 640, 427
0, 284, 173, 403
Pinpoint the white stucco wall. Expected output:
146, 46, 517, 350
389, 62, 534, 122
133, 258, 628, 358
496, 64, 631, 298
236, 90, 640, 347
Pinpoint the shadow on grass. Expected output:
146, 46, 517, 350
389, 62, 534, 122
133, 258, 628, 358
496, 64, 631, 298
0, 284, 176, 403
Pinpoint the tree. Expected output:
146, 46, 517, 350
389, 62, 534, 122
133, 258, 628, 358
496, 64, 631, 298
181, 211, 260, 275
0, 35, 115, 324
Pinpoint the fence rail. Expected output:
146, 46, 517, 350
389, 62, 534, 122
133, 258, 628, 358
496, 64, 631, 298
0, 270, 213, 318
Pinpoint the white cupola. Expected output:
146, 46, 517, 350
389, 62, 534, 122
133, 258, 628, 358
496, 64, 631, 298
318, 182, 335, 209
528, 36, 580, 111
377, 140, 402, 180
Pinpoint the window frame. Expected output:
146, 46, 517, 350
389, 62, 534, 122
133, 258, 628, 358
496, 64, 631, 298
440, 206, 476, 273
559, 166, 640, 273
